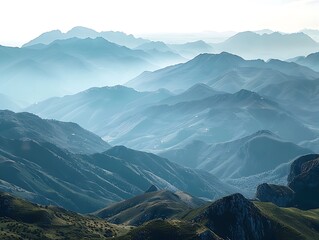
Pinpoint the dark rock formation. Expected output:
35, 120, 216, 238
145, 185, 159, 193
287, 154, 319, 182
288, 154, 319, 209
255, 183, 294, 207
193, 193, 274, 240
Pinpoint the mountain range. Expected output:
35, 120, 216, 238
294, 51, 319, 71
98, 89, 315, 150
0, 191, 130, 239
3, 186, 319, 240
161, 130, 312, 179
0, 110, 235, 213
26, 85, 173, 135
23, 27, 319, 62
213, 31, 319, 60
27, 83, 317, 153
23, 26, 150, 48
127, 52, 319, 92
0, 37, 153, 102
1, 26, 319, 239
0, 37, 186, 102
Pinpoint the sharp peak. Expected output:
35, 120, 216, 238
145, 185, 159, 193
209, 193, 251, 208
249, 130, 279, 139
232, 89, 269, 102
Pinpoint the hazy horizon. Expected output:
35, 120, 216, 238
1, 0, 319, 46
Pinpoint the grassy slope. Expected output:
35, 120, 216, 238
255, 201, 319, 240
179, 200, 319, 240
95, 190, 203, 226
114, 219, 221, 240
2, 190, 319, 240
0, 192, 130, 240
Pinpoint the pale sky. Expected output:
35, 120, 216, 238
0, 0, 319, 46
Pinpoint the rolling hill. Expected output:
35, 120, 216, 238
95, 188, 205, 226
2, 189, 319, 240
0, 191, 129, 239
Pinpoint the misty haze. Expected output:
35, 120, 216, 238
0, 0, 319, 239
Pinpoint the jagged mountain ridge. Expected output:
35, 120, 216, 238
127, 52, 319, 92
23, 26, 150, 48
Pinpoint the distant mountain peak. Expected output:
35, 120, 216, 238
192, 52, 244, 63
187, 83, 213, 92
67, 26, 98, 34
23, 26, 150, 48
252, 130, 278, 138
81, 85, 137, 96
145, 185, 159, 193
234, 89, 259, 98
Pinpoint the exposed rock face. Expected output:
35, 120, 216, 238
288, 154, 319, 209
288, 154, 319, 182
255, 183, 295, 207
193, 193, 274, 240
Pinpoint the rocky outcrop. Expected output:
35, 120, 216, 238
288, 154, 319, 209
193, 193, 274, 240
255, 183, 295, 207
287, 154, 319, 182
255, 154, 319, 210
